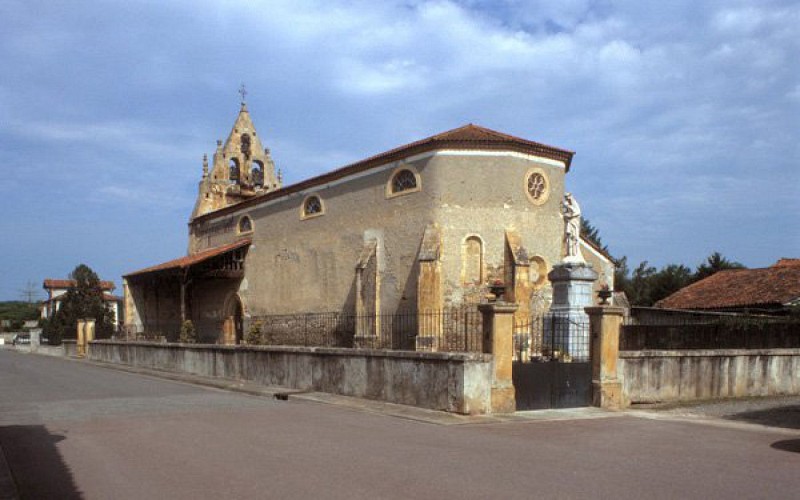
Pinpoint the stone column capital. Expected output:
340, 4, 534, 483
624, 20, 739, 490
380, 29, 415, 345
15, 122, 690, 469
478, 302, 519, 315
585, 306, 625, 317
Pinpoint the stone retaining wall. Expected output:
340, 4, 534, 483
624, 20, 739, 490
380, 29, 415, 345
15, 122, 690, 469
620, 349, 800, 404
88, 341, 493, 414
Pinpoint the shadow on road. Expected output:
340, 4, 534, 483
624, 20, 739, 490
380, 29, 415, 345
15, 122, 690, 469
771, 439, 800, 454
0, 425, 82, 499
723, 405, 800, 430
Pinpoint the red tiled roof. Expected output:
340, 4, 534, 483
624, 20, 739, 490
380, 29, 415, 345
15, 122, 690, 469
656, 261, 800, 310
124, 238, 251, 278
192, 124, 575, 224
43, 279, 115, 291
43, 293, 122, 304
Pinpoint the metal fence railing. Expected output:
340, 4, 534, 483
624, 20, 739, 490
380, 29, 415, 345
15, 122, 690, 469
621, 308, 800, 350
513, 313, 590, 363
249, 307, 484, 352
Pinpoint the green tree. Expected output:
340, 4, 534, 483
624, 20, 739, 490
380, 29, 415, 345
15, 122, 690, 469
43, 264, 115, 344
581, 218, 609, 254
649, 264, 695, 305
695, 252, 745, 281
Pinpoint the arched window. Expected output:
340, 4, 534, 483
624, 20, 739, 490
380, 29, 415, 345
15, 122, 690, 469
251, 161, 264, 187
386, 166, 421, 198
392, 169, 417, 193
229, 158, 240, 183
238, 215, 253, 234
463, 236, 483, 284
301, 195, 324, 219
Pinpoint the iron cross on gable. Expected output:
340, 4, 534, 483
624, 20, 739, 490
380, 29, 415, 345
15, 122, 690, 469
239, 84, 247, 104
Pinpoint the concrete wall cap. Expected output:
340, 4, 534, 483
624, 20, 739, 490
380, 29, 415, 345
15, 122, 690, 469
89, 340, 493, 362
620, 348, 800, 358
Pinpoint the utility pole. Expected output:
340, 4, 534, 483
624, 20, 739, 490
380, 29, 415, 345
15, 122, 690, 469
19, 281, 39, 303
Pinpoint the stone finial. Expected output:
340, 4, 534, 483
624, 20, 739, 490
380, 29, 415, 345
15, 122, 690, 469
277, 168, 283, 185
216, 139, 223, 148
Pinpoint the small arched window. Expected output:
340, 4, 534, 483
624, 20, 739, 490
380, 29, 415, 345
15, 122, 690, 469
392, 169, 417, 193
386, 166, 421, 198
238, 215, 253, 234
229, 158, 240, 183
301, 195, 324, 219
463, 236, 483, 284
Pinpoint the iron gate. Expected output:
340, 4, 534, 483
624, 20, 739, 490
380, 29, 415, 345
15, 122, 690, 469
512, 314, 592, 410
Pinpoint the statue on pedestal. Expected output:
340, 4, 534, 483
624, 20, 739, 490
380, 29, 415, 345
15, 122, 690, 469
562, 192, 583, 263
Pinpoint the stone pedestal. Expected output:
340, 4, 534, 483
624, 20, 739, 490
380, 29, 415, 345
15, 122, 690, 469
586, 306, 625, 409
478, 302, 518, 413
545, 262, 598, 360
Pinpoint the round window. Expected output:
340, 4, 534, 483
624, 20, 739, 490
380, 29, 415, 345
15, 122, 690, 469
525, 169, 550, 205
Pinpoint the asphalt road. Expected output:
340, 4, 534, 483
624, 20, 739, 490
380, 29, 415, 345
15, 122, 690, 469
1, 349, 798, 499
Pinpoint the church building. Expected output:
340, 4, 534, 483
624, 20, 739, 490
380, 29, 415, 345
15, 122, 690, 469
123, 101, 614, 344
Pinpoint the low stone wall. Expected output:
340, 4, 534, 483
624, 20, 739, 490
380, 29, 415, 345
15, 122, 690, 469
63, 340, 78, 357
620, 349, 800, 404
88, 341, 493, 414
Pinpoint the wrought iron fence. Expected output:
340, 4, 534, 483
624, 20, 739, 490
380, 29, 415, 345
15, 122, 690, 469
249, 307, 484, 352
621, 308, 800, 350
513, 313, 590, 363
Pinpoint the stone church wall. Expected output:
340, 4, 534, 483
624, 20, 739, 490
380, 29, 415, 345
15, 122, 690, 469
188, 151, 573, 325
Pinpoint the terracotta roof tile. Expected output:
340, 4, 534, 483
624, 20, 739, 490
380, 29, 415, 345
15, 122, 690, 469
43, 279, 115, 291
124, 238, 251, 278
656, 261, 800, 310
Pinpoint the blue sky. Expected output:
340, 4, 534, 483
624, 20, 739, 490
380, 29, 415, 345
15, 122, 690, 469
1, 0, 798, 300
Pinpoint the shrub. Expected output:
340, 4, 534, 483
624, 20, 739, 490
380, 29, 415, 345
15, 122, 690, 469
179, 320, 197, 344
245, 321, 263, 345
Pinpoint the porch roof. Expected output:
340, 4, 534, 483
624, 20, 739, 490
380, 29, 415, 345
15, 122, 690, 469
124, 238, 251, 279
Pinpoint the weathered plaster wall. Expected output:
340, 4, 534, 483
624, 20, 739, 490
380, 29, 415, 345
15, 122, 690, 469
187, 152, 571, 323
580, 240, 615, 300
620, 349, 800, 404
429, 154, 565, 309
88, 340, 493, 414
190, 155, 439, 319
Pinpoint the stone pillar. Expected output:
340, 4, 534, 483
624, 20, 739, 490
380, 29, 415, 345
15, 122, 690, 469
76, 319, 86, 357
478, 302, 518, 413
545, 262, 598, 360
85, 319, 96, 344
586, 306, 625, 409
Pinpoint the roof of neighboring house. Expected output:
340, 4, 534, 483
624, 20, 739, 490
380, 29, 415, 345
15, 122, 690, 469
192, 124, 575, 223
124, 238, 251, 278
43, 279, 115, 291
656, 258, 800, 310
43, 293, 121, 304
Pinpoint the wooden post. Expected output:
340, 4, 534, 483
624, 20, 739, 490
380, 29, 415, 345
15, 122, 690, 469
586, 306, 625, 409
478, 302, 518, 413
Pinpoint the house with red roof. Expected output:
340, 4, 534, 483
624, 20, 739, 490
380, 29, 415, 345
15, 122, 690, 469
41, 279, 123, 326
656, 259, 800, 315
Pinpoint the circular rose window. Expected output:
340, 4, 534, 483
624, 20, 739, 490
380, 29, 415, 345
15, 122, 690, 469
525, 169, 549, 205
